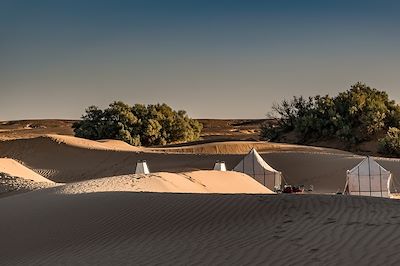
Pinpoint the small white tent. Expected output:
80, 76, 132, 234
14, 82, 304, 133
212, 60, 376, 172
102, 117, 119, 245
213, 161, 227, 171
233, 148, 282, 191
345, 157, 391, 197
135, 160, 150, 174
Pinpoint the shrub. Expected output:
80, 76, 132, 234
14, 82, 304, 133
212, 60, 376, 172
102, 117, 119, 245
73, 101, 202, 146
261, 82, 400, 147
379, 127, 400, 156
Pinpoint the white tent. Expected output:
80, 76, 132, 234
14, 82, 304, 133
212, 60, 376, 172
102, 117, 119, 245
345, 157, 391, 197
213, 161, 227, 171
233, 148, 282, 191
135, 160, 150, 174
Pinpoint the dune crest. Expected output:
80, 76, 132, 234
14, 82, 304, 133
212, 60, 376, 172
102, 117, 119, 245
45, 134, 143, 151
53, 170, 273, 195
0, 158, 53, 183
151, 141, 349, 154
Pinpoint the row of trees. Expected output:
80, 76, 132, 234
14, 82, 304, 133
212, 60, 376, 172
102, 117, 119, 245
261, 83, 400, 155
73, 102, 202, 146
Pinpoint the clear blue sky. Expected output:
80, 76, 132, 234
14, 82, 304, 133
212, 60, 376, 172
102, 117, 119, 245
1, 0, 400, 120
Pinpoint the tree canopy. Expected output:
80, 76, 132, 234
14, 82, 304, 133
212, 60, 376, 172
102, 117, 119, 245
261, 83, 400, 155
73, 102, 203, 146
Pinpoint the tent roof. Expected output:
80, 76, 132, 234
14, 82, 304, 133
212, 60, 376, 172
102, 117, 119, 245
234, 148, 280, 173
347, 156, 390, 175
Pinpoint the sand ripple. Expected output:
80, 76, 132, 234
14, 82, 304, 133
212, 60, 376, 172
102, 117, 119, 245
1, 193, 400, 265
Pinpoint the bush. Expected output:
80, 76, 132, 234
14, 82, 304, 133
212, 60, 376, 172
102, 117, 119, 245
73, 101, 202, 146
261, 82, 400, 147
379, 127, 400, 156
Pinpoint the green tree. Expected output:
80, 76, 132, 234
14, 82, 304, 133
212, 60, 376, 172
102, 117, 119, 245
379, 127, 400, 156
72, 106, 105, 139
73, 101, 202, 146
260, 82, 400, 152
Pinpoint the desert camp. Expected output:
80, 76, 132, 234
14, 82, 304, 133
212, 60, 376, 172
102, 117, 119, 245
3, 1, 400, 265
1, 132, 400, 265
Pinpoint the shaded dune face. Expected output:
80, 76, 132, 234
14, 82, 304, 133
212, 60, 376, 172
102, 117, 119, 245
1, 193, 400, 265
0, 137, 243, 182
0, 136, 400, 193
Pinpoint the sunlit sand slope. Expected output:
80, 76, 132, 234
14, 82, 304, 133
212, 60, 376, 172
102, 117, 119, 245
53, 170, 273, 194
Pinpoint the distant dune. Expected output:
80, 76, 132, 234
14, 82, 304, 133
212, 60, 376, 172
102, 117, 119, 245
152, 140, 350, 154
46, 134, 143, 152
1, 134, 399, 193
0, 118, 265, 142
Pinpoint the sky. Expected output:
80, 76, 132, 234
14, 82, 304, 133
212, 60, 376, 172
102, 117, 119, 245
1, 0, 400, 120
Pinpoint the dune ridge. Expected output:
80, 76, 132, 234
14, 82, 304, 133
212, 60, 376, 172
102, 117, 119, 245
52, 171, 273, 194
151, 140, 351, 155
1, 135, 400, 193
6, 134, 350, 155
0, 158, 53, 183
0, 158, 56, 197
45, 134, 143, 152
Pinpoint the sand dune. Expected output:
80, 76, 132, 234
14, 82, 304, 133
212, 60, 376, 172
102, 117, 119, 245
152, 140, 350, 154
46, 134, 143, 152
1, 135, 400, 193
0, 158, 56, 197
40, 134, 348, 154
1, 192, 400, 265
1, 133, 400, 264
0, 172, 56, 197
53, 171, 273, 194
0, 158, 53, 183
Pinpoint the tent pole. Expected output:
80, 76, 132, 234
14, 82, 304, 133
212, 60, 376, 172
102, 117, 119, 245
264, 170, 266, 187
252, 151, 255, 181
273, 172, 275, 188
358, 163, 361, 196
368, 157, 372, 196
379, 166, 382, 197
243, 152, 245, 173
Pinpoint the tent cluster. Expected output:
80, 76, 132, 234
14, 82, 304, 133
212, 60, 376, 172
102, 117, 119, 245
134, 149, 395, 198
134, 148, 284, 192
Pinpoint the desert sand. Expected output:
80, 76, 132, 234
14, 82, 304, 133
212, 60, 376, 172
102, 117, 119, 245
0, 158, 54, 183
0, 158, 56, 197
2, 133, 400, 265
1, 134, 399, 193
2, 191, 400, 265
52, 170, 273, 195
152, 140, 350, 154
